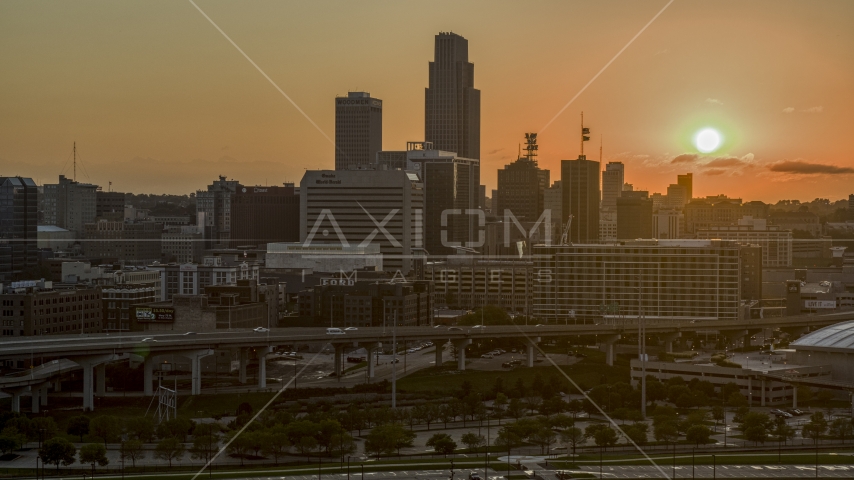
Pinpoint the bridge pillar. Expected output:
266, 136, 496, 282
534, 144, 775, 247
30, 384, 48, 413
747, 376, 753, 407
525, 337, 541, 368
720, 329, 748, 350
333, 344, 345, 378
54, 378, 61, 392
599, 334, 621, 367
72, 354, 123, 412
238, 348, 249, 384
360, 342, 382, 378
433, 340, 444, 368
143, 356, 156, 396
40, 384, 48, 406
179, 349, 214, 396
761, 378, 766, 407
96, 363, 107, 396
660, 332, 681, 354
452, 339, 472, 371
792, 383, 798, 409
7, 386, 29, 413
257, 346, 273, 389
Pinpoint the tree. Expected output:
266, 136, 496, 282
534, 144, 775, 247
79, 443, 109, 477
507, 398, 525, 420
121, 439, 146, 468
773, 418, 796, 446
493, 393, 509, 424
686, 425, 711, 446
560, 427, 586, 456
330, 432, 357, 461
427, 433, 457, 457
711, 405, 725, 432
296, 436, 319, 461
830, 418, 854, 444
155, 437, 185, 467
495, 427, 522, 458
529, 426, 557, 454
90, 415, 121, 446
566, 399, 584, 420
31, 417, 59, 442
39, 437, 76, 473
262, 426, 290, 465
125, 416, 156, 442
623, 422, 648, 446
225, 431, 253, 465
590, 425, 618, 451
158, 417, 195, 442
66, 416, 90, 442
0, 427, 26, 451
0, 436, 17, 454
802, 412, 828, 445
744, 425, 768, 445
654, 422, 680, 449
460, 432, 486, 454
364, 424, 413, 459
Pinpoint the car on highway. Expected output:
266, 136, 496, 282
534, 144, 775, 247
141, 338, 157, 342
253, 327, 270, 333
786, 408, 805, 416
345, 327, 358, 331
448, 327, 462, 331
183, 331, 196, 335
771, 409, 792, 418
326, 328, 345, 335
471, 325, 485, 330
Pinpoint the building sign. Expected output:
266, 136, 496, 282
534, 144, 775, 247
10, 280, 39, 289
804, 300, 836, 309
134, 307, 176, 322
321, 278, 355, 286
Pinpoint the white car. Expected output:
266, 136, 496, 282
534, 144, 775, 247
141, 338, 157, 342
253, 327, 270, 333
345, 327, 359, 331
481, 354, 494, 359
471, 325, 485, 329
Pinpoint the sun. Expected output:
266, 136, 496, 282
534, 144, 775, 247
694, 128, 722, 153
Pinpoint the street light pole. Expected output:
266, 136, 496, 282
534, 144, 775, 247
392, 309, 397, 409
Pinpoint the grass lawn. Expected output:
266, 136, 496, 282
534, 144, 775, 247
397, 353, 629, 394
549, 450, 854, 467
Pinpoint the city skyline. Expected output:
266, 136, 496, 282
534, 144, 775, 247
1, 1, 853, 202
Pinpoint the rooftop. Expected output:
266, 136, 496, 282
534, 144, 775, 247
791, 320, 854, 351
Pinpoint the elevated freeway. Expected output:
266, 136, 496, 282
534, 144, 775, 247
0, 309, 850, 411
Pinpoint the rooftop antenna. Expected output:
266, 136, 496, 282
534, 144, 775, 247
73, 141, 77, 182
524, 133, 538, 165
580, 112, 590, 158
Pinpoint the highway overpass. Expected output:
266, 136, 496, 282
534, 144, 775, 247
0, 309, 850, 412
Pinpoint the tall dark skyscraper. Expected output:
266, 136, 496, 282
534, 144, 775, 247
425, 32, 481, 160
561, 156, 600, 243
496, 134, 549, 222
616, 196, 653, 240
677, 172, 693, 201
335, 92, 383, 170
0, 177, 38, 282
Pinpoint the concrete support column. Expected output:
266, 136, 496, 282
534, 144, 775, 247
452, 339, 472, 371
181, 349, 214, 396
257, 347, 272, 389
238, 348, 248, 384
433, 340, 444, 368
747, 376, 753, 407
30, 388, 40, 414
40, 384, 48, 406
143, 356, 155, 396
360, 342, 382, 379
524, 337, 540, 368
95, 363, 106, 396
599, 334, 621, 367
8, 387, 28, 413
792, 384, 798, 409
661, 333, 681, 354
333, 344, 345, 377
54, 379, 61, 392
761, 378, 766, 407
82, 362, 94, 411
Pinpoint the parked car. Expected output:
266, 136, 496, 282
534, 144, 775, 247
481, 354, 494, 359
770, 409, 791, 418
253, 327, 270, 333
345, 327, 358, 331
469, 473, 483, 480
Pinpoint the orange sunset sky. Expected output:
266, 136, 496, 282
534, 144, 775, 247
1, 0, 853, 202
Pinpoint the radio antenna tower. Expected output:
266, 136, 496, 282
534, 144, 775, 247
580, 113, 591, 157
524, 133, 538, 164
73, 141, 77, 182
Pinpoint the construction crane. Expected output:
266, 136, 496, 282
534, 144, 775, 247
559, 215, 574, 246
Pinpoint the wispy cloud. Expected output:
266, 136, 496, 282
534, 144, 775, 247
704, 169, 727, 176
654, 48, 669, 56
670, 154, 698, 164
782, 107, 795, 114
487, 148, 505, 155
705, 98, 723, 105
703, 157, 744, 168
769, 160, 854, 175
802, 106, 823, 113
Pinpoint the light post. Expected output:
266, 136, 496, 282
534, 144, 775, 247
637, 276, 646, 418
712, 454, 716, 479
347, 455, 351, 480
